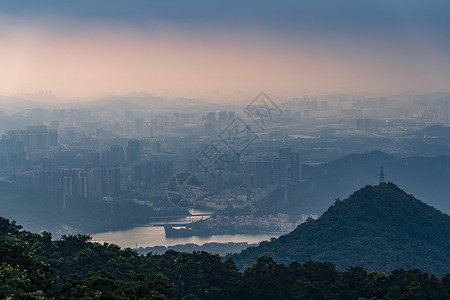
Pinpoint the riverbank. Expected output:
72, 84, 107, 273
137, 241, 259, 256
92, 224, 279, 249
164, 224, 278, 237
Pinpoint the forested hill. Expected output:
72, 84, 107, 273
2, 200, 450, 298
233, 183, 450, 277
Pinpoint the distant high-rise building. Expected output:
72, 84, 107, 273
41, 158, 52, 174
52, 109, 59, 120
151, 142, 161, 153
111, 167, 120, 196
142, 161, 153, 185
124, 110, 133, 122
279, 148, 292, 161
85, 151, 100, 165
231, 153, 241, 171
204, 123, 215, 135
161, 160, 174, 182
104, 175, 114, 197
134, 118, 144, 133
218, 111, 227, 120
273, 158, 287, 186
228, 111, 236, 121
50, 121, 59, 131
256, 159, 272, 188
173, 113, 181, 124
154, 160, 162, 184
153, 159, 174, 184
65, 127, 76, 141
63, 176, 73, 196
355, 118, 377, 132
206, 112, 216, 121
1, 126, 58, 149
216, 171, 223, 192
132, 163, 142, 181
88, 168, 103, 198
110, 145, 125, 165
181, 113, 194, 124
304, 110, 309, 118
134, 160, 153, 185
101, 150, 112, 166
60, 109, 68, 121
78, 171, 88, 198
290, 152, 301, 183
48, 130, 58, 147
126, 139, 141, 163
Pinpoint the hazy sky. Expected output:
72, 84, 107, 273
1, 0, 449, 101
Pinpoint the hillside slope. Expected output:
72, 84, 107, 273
234, 183, 450, 277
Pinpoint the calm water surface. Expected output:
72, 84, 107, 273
92, 209, 281, 248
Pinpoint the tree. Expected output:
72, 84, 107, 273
0, 242, 56, 299
58, 271, 173, 300
242, 256, 292, 300
289, 260, 338, 299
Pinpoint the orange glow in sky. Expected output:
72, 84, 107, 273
1, 13, 449, 101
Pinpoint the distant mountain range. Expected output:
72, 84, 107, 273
78, 93, 211, 111
259, 150, 450, 217
234, 183, 450, 277
0, 93, 241, 114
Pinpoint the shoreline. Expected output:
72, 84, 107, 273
163, 223, 289, 238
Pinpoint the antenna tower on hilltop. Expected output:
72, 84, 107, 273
379, 166, 385, 184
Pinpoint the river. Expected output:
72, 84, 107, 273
91, 209, 282, 249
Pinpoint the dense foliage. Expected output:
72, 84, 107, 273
234, 183, 450, 277
2, 183, 450, 299
1, 227, 450, 300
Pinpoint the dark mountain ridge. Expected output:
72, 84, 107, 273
263, 150, 450, 217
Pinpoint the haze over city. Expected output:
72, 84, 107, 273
1, 0, 450, 101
